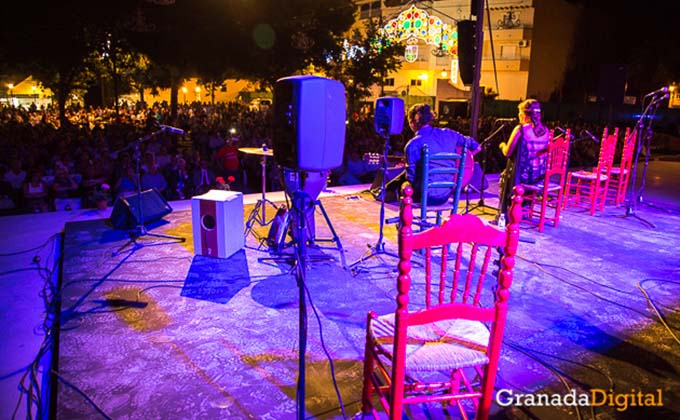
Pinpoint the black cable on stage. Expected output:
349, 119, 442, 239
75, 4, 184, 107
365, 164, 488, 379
302, 279, 347, 420
637, 279, 680, 344
516, 254, 651, 317
0, 233, 59, 257
10, 233, 62, 420
51, 370, 113, 420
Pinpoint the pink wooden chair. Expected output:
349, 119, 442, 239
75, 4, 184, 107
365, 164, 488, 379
605, 127, 637, 207
521, 129, 570, 232
360, 184, 523, 420
563, 127, 618, 215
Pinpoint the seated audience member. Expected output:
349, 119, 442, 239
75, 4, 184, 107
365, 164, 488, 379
23, 170, 49, 213
165, 155, 192, 200
80, 158, 108, 208
4, 158, 27, 207
0, 165, 16, 211
191, 158, 216, 195
114, 166, 138, 199
141, 161, 169, 197
214, 137, 241, 189
52, 168, 79, 199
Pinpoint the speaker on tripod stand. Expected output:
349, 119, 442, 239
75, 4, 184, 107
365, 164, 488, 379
270, 75, 347, 419
349, 97, 405, 273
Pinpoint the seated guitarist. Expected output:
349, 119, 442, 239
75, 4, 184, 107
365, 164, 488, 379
385, 103, 479, 204
497, 99, 549, 221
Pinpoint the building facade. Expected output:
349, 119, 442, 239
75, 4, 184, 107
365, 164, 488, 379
356, 0, 581, 111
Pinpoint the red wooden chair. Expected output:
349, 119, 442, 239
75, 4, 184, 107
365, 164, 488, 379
563, 127, 618, 215
360, 184, 523, 420
605, 127, 637, 207
521, 129, 570, 232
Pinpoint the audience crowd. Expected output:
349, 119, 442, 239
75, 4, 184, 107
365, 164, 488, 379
0, 100, 608, 216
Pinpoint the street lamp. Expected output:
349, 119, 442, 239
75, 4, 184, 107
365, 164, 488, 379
182, 86, 188, 103
8, 83, 14, 105
195, 86, 201, 102
31, 85, 37, 103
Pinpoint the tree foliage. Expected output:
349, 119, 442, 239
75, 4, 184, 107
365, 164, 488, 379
323, 19, 403, 112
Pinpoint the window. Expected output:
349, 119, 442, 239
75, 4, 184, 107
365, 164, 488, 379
384, 78, 395, 87
359, 1, 381, 19
410, 79, 422, 87
500, 45, 518, 59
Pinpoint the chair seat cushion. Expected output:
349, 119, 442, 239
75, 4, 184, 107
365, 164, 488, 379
413, 203, 454, 212
607, 167, 628, 176
521, 182, 561, 192
571, 171, 608, 181
370, 313, 490, 372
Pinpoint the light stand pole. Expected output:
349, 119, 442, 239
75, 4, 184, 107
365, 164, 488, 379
622, 90, 669, 228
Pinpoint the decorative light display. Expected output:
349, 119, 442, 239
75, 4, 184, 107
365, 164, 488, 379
382, 5, 458, 61
405, 44, 418, 63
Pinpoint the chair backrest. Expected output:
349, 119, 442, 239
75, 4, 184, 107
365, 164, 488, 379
595, 127, 618, 178
619, 127, 637, 173
546, 129, 570, 184
419, 143, 467, 219
394, 183, 523, 356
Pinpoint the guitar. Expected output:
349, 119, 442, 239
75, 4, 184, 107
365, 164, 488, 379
363, 149, 475, 186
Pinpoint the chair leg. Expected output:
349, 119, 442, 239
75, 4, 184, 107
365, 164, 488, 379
538, 194, 547, 233
361, 316, 375, 415
553, 188, 564, 228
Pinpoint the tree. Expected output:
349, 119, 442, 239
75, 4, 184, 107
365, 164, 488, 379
1, 1, 139, 124
323, 19, 403, 114
226, 0, 356, 87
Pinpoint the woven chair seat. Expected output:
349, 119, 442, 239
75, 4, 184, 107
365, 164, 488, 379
371, 313, 490, 372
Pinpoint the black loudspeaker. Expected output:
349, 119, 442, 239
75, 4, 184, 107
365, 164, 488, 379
272, 75, 346, 171
109, 189, 172, 230
598, 64, 626, 105
457, 20, 476, 86
374, 96, 405, 135
470, 0, 479, 16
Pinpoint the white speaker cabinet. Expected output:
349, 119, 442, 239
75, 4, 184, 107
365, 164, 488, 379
191, 190, 244, 259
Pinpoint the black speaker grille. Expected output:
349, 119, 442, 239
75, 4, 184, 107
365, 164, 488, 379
457, 20, 476, 86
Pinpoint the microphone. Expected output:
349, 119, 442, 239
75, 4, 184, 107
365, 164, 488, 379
160, 125, 185, 135
643, 86, 669, 98
581, 129, 599, 143
494, 117, 516, 123
554, 127, 573, 140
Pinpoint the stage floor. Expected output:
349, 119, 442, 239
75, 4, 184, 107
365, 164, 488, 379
2, 161, 680, 419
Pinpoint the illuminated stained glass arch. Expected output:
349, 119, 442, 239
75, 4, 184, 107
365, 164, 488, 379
382, 5, 458, 56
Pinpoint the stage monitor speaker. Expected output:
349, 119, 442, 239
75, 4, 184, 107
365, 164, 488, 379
374, 96, 405, 135
457, 20, 476, 86
272, 75, 346, 172
191, 190, 244, 259
109, 189, 172, 230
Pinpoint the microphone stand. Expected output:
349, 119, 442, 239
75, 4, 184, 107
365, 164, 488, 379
621, 92, 667, 229
465, 122, 507, 215
114, 128, 185, 256
348, 129, 400, 274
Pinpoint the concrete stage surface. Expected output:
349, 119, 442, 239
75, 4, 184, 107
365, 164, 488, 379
1, 161, 679, 420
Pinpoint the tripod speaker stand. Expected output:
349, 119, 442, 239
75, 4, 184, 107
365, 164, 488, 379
349, 131, 400, 274
349, 96, 406, 274
112, 128, 185, 256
